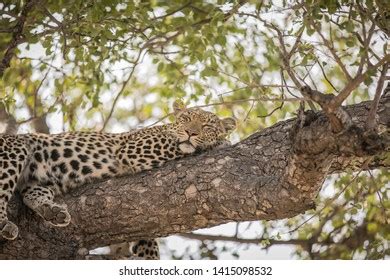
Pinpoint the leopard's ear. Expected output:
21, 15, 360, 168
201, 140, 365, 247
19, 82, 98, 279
173, 100, 187, 115
221, 117, 236, 133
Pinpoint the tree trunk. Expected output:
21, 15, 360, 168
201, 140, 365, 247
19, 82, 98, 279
0, 95, 389, 259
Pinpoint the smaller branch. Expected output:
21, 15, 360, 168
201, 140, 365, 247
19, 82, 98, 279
178, 232, 308, 247
303, 64, 318, 90
329, 16, 381, 62
0, 9, 19, 18
26, 26, 61, 42
242, 100, 254, 121
305, 8, 353, 81
357, 23, 376, 76
316, 58, 339, 93
257, 72, 287, 119
366, 63, 389, 131
42, 7, 62, 27
146, 113, 173, 127
314, 28, 352, 81
0, 0, 38, 77
258, 103, 283, 119
42, 7, 68, 59
101, 50, 144, 131
368, 171, 388, 217
331, 54, 390, 109
17, 116, 40, 125
152, 2, 191, 20
280, 70, 299, 98
18, 57, 66, 74
32, 66, 50, 115
0, 27, 14, 33
270, 24, 302, 89
265, 22, 317, 111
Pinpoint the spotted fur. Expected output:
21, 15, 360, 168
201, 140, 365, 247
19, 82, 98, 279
0, 102, 236, 259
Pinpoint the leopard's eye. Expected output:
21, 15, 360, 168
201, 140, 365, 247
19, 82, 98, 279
203, 124, 214, 132
180, 115, 191, 122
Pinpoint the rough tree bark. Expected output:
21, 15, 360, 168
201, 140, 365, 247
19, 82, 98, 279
0, 92, 389, 259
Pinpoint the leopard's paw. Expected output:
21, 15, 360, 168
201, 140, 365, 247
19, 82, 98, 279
37, 203, 71, 227
0, 220, 18, 240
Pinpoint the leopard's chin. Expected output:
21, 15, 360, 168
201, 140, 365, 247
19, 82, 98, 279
178, 141, 196, 154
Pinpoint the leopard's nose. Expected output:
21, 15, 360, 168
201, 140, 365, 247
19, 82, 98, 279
185, 128, 199, 137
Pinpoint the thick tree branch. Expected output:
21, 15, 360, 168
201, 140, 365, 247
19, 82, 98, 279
299, 86, 352, 133
0, 95, 389, 259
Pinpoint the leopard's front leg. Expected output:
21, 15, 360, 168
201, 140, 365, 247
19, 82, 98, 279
20, 183, 71, 227
0, 200, 19, 241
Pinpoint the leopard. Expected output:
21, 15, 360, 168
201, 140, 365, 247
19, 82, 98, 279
0, 101, 236, 259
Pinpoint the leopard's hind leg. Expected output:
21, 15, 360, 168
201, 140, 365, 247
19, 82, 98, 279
21, 183, 71, 227
0, 135, 29, 240
130, 239, 160, 260
0, 163, 19, 240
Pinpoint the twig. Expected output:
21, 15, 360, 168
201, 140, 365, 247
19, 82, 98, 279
258, 102, 284, 118
316, 58, 339, 93
310, 20, 353, 81
265, 22, 303, 89
265, 22, 317, 111
32, 66, 51, 116
101, 50, 144, 131
244, 100, 255, 121
367, 171, 389, 220
152, 2, 191, 20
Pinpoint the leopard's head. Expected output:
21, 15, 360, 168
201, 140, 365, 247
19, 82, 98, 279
171, 101, 236, 154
